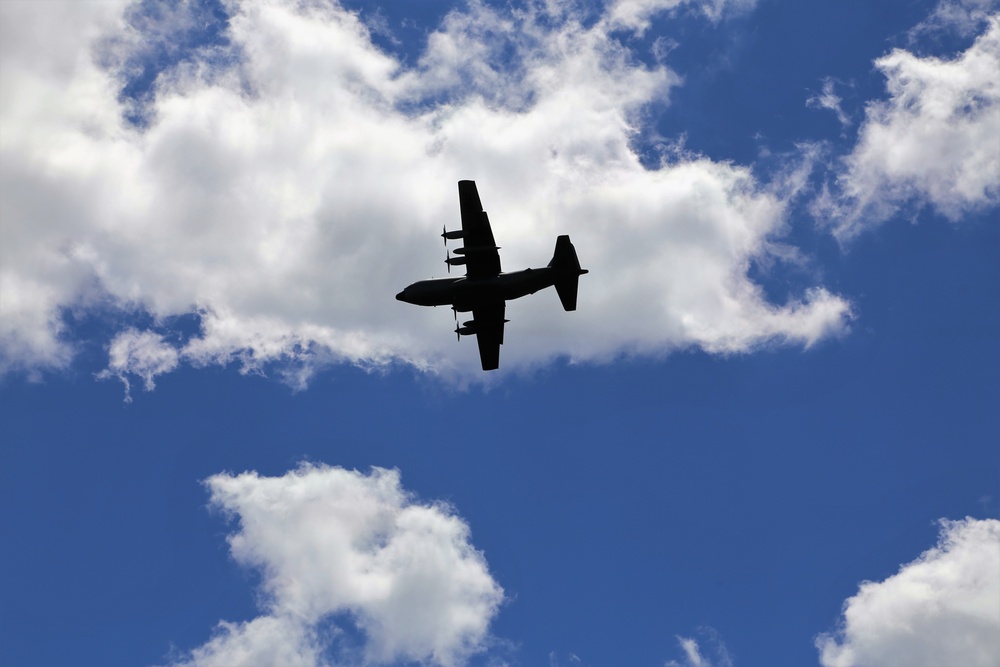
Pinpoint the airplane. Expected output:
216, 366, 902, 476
396, 180, 589, 371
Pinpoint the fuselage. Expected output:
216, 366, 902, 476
396, 267, 557, 311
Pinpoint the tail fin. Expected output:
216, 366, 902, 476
548, 235, 589, 311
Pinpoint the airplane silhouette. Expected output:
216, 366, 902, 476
396, 180, 588, 371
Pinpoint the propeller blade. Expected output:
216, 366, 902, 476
446, 248, 450, 273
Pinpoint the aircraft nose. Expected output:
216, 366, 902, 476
395, 290, 407, 302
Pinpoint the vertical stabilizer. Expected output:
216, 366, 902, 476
548, 235, 588, 311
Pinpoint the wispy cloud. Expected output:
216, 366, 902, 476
806, 78, 851, 128
96, 328, 180, 402
815, 13, 1000, 240
605, 0, 756, 34
908, 0, 1000, 42
665, 628, 734, 667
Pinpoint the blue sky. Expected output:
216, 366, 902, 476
1, 1, 998, 666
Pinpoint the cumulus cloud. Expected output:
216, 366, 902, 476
817, 13, 1000, 240
0, 0, 132, 375
1, 0, 851, 384
816, 517, 1000, 667
165, 464, 503, 667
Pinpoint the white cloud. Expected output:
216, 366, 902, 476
165, 464, 503, 667
665, 628, 734, 667
909, 0, 1000, 40
169, 616, 325, 667
0, 0, 133, 375
605, 0, 754, 33
1, 0, 850, 384
817, 13, 1000, 240
816, 517, 1000, 667
96, 327, 180, 402
806, 78, 851, 128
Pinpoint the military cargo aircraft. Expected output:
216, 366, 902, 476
396, 180, 588, 371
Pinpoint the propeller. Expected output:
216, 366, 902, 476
446, 248, 451, 273
442, 225, 448, 246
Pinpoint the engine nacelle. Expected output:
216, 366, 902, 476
455, 320, 478, 336
446, 256, 467, 266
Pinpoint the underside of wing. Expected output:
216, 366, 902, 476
472, 301, 505, 371
457, 180, 501, 279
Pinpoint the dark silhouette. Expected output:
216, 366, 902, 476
397, 180, 589, 371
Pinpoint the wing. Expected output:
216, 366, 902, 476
472, 300, 505, 371
457, 180, 501, 279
